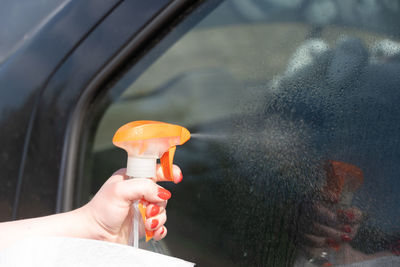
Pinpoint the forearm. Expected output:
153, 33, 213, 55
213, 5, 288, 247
0, 206, 95, 250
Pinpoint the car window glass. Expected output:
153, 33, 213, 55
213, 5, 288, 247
81, 1, 400, 266
0, 0, 69, 64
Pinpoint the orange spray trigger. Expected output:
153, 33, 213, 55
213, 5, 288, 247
323, 160, 364, 205
161, 146, 176, 181
112, 121, 190, 244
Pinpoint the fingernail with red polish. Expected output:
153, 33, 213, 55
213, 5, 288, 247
343, 225, 352, 233
338, 209, 355, 222
151, 219, 159, 229
175, 172, 183, 184
341, 234, 352, 242
344, 211, 355, 221
157, 188, 171, 200
160, 227, 165, 235
150, 205, 160, 217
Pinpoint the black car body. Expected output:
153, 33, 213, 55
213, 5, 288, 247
1, 0, 400, 266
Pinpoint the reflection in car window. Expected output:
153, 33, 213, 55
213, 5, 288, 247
0, 0, 69, 64
81, 0, 400, 266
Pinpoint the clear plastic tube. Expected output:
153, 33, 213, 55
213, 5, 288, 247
128, 200, 140, 248
126, 158, 157, 248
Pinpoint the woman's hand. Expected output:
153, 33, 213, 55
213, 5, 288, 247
83, 164, 183, 244
0, 164, 182, 250
300, 201, 367, 265
303, 203, 363, 249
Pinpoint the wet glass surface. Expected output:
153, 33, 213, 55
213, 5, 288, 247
84, 0, 400, 266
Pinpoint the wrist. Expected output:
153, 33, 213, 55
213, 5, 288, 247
63, 207, 98, 240
79, 204, 119, 243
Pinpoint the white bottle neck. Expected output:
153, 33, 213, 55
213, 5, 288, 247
126, 157, 157, 178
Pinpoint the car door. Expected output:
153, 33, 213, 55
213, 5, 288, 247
7, 0, 400, 266
0, 0, 123, 221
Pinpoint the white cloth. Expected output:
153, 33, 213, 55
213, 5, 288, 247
295, 254, 400, 267
0, 236, 195, 267
336, 256, 400, 267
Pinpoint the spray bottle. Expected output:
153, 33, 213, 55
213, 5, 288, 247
113, 120, 191, 248
308, 160, 364, 266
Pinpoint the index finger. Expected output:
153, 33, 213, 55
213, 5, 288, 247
313, 203, 338, 227
153, 164, 183, 184
115, 177, 172, 203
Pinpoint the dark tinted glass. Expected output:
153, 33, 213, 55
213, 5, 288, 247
82, 1, 400, 266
